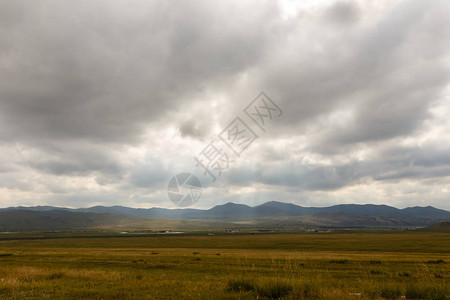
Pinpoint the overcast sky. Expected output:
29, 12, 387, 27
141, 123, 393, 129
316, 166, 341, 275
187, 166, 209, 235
0, 0, 449, 210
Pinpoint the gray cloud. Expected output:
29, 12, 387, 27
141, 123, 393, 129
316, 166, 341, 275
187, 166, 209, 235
224, 141, 450, 194
26, 144, 125, 178
129, 155, 170, 188
0, 0, 277, 145
0, 0, 449, 210
179, 120, 207, 139
325, 1, 360, 25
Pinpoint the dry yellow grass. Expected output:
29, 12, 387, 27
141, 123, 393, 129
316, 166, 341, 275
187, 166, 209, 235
0, 232, 448, 299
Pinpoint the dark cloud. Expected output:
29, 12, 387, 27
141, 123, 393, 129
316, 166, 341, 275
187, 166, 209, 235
0, 0, 449, 209
179, 120, 207, 139
0, 0, 277, 145
325, 1, 360, 25
259, 0, 450, 155
25, 142, 125, 177
224, 141, 450, 194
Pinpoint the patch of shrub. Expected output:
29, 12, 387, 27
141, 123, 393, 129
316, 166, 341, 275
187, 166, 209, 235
256, 280, 293, 299
369, 260, 382, 265
226, 278, 255, 292
426, 260, 445, 264
297, 282, 321, 299
380, 286, 402, 299
0, 287, 11, 294
398, 272, 411, 277
405, 285, 448, 300
147, 264, 172, 270
330, 259, 349, 264
370, 270, 384, 275
46, 272, 65, 280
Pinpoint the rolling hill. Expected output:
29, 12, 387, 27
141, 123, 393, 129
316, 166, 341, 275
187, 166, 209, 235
1, 202, 449, 230
419, 221, 450, 232
4, 201, 449, 220
0, 210, 234, 231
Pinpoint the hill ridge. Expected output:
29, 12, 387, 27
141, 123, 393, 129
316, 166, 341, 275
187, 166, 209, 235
2, 201, 449, 222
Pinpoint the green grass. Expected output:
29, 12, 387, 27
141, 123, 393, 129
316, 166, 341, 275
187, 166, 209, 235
0, 232, 448, 299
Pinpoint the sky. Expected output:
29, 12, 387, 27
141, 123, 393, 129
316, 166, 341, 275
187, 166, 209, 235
0, 0, 449, 210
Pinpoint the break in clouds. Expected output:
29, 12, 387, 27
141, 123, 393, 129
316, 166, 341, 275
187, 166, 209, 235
0, 0, 449, 209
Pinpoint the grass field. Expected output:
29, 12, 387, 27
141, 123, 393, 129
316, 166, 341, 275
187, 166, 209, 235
0, 232, 448, 299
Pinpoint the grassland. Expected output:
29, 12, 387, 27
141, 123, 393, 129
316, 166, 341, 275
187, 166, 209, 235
0, 232, 448, 299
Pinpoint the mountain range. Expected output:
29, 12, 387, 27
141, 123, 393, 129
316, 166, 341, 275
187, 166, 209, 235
0, 201, 449, 231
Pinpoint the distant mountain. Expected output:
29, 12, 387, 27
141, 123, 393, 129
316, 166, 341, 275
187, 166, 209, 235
399, 206, 450, 219
420, 221, 450, 232
208, 202, 255, 220
1, 201, 449, 228
0, 210, 128, 231
2, 205, 72, 212
0, 210, 233, 231
255, 201, 315, 216
318, 204, 402, 217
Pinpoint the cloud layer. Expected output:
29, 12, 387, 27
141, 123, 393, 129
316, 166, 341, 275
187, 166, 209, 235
0, 0, 449, 209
